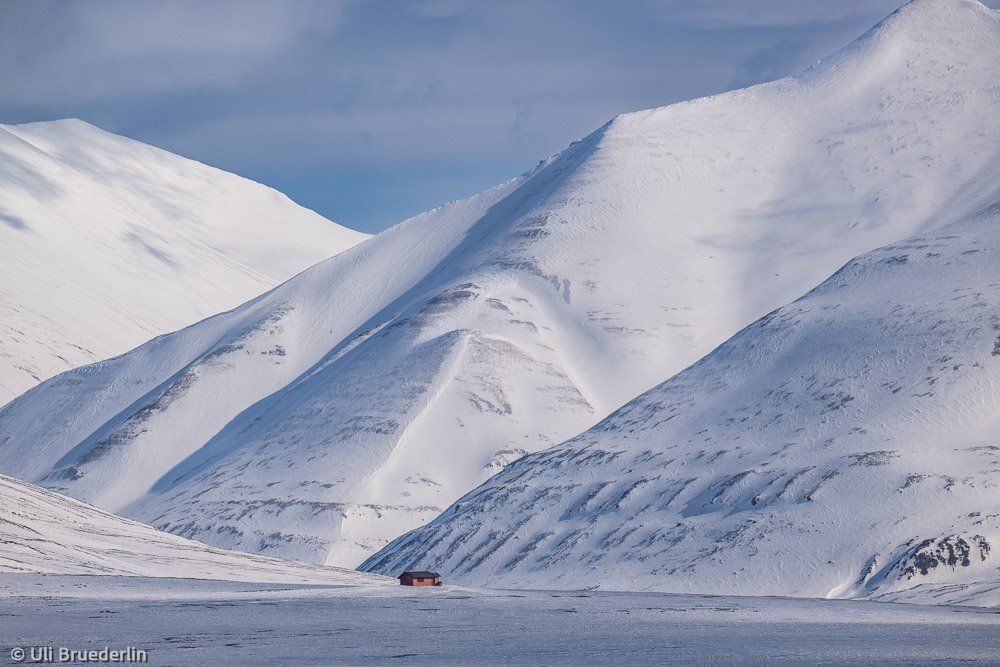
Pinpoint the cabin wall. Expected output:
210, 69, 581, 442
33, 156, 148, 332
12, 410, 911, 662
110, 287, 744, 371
399, 574, 442, 586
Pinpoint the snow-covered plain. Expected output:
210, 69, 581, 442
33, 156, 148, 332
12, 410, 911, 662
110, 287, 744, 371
1, 0, 998, 570
0, 474, 390, 586
3, 576, 1000, 666
0, 119, 367, 403
363, 200, 1000, 605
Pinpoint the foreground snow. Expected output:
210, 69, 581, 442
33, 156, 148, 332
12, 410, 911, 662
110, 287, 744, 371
2, 575, 999, 666
0, 119, 367, 403
1, 0, 997, 568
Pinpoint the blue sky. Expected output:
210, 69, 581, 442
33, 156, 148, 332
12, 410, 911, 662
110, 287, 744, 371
3, 0, 994, 233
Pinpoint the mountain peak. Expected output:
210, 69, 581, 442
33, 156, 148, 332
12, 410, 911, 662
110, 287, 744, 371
848, 0, 996, 55
879, 0, 995, 37
775, 0, 998, 102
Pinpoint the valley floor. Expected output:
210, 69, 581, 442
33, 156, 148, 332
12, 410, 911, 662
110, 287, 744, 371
2, 576, 999, 666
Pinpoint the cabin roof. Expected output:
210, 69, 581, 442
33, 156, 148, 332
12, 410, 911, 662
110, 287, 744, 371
400, 571, 440, 579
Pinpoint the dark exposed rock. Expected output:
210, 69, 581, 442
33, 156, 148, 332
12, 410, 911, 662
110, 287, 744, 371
900, 535, 990, 578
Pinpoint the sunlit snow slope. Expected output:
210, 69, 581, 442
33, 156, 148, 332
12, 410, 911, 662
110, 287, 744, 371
0, 475, 389, 585
364, 201, 1000, 606
0, 119, 367, 402
1, 0, 997, 568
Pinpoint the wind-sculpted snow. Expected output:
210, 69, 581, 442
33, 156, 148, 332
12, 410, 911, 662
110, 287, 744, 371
0, 119, 367, 402
363, 202, 1000, 605
0, 474, 390, 586
2, 0, 999, 568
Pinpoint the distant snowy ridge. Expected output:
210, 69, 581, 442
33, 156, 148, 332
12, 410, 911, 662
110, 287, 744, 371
0, 119, 367, 402
363, 200, 1000, 608
0, 474, 390, 585
1, 0, 998, 569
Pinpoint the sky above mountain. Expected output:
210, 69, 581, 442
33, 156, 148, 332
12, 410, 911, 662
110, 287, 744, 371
4, 0, 996, 233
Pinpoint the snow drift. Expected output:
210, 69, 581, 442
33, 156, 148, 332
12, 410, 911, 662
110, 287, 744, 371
0, 474, 389, 585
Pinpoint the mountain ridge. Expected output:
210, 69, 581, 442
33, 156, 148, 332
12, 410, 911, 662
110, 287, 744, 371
362, 199, 1000, 607
0, 118, 367, 402
1, 0, 997, 568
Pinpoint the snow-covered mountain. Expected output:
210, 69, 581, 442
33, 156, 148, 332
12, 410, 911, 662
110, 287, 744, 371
0, 474, 389, 585
0, 119, 367, 402
1, 0, 997, 568
363, 200, 1000, 605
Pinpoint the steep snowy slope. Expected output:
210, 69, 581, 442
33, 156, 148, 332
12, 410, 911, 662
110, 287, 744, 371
364, 201, 1000, 605
0, 119, 367, 402
0, 474, 389, 585
1, 0, 998, 568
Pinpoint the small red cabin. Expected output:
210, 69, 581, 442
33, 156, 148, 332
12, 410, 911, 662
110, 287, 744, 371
399, 571, 442, 587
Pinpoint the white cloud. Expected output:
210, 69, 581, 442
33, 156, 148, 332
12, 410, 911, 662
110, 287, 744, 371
658, 0, 905, 28
0, 0, 344, 104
